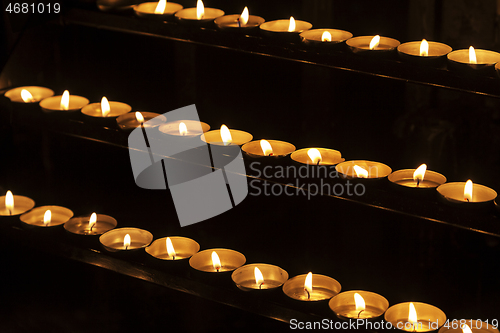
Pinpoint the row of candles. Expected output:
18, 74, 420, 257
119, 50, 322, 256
0, 190, 496, 333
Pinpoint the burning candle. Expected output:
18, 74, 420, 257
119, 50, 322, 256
386, 302, 446, 332
0, 190, 35, 216
232, 263, 288, 291
100, 227, 153, 252
116, 112, 166, 131
159, 119, 210, 137
447, 46, 500, 73
189, 248, 245, 272
39, 90, 89, 112
241, 139, 295, 158
64, 213, 117, 235
283, 272, 341, 301
133, 0, 183, 19
438, 320, 499, 333
389, 164, 447, 188
336, 160, 392, 179
81, 96, 131, 118
260, 16, 312, 39
398, 39, 452, 65
437, 180, 497, 204
146, 236, 200, 260
347, 35, 400, 54
20, 205, 73, 227
201, 124, 252, 146
175, 0, 224, 24
300, 29, 353, 46
329, 290, 389, 319
215, 6, 265, 30
5, 86, 54, 103
290, 148, 345, 165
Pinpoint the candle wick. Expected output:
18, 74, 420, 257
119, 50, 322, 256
216, 268, 219, 272
316, 160, 320, 166
90, 224, 94, 232
259, 282, 264, 289
305, 288, 310, 300
357, 309, 364, 318
172, 255, 176, 260
465, 198, 469, 202
237, 17, 241, 28
416, 179, 420, 187
125, 245, 129, 250
8, 209, 12, 216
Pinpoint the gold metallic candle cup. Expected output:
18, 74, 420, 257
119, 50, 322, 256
447, 49, 500, 74
116, 112, 166, 131
398, 41, 452, 65
335, 160, 392, 179
5, 86, 54, 103
388, 169, 446, 189
64, 214, 117, 236
347, 36, 400, 54
100, 227, 153, 252
329, 290, 389, 320
81, 101, 131, 118
290, 148, 344, 165
159, 120, 210, 137
175, 7, 224, 24
437, 182, 497, 204
189, 248, 245, 272
133, 2, 183, 19
300, 29, 353, 46
146, 236, 200, 260
40, 94, 89, 112
215, 14, 264, 30
201, 129, 252, 146
241, 140, 295, 158
283, 273, 341, 301
0, 194, 34, 216
231, 263, 288, 291
20, 205, 73, 227
438, 320, 499, 333
385, 302, 446, 332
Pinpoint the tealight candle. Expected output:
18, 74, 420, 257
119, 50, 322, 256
300, 29, 353, 46
81, 96, 131, 118
175, 0, 224, 24
215, 7, 264, 30
4, 86, 54, 103
447, 46, 500, 73
20, 205, 73, 227
189, 248, 246, 272
159, 119, 210, 137
39, 90, 89, 112
347, 35, 400, 54
260, 17, 312, 39
437, 180, 497, 204
241, 139, 295, 158
145, 236, 200, 260
335, 160, 392, 179
389, 164, 446, 188
438, 320, 499, 333
329, 290, 389, 319
116, 112, 166, 131
0, 190, 35, 216
398, 39, 452, 65
64, 213, 117, 235
133, 0, 183, 19
231, 263, 288, 291
201, 124, 252, 146
291, 148, 345, 165
385, 302, 446, 332
283, 272, 341, 301
100, 227, 153, 252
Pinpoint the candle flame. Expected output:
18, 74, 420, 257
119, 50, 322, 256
469, 46, 477, 64
413, 164, 427, 183
196, 0, 204, 20
5, 191, 14, 214
354, 293, 366, 312
43, 210, 51, 226
135, 112, 144, 124
124, 234, 131, 249
409, 302, 418, 326
154, 0, 166, 14
288, 16, 295, 32
166, 237, 176, 258
89, 212, 97, 229
420, 39, 429, 57
101, 97, 110, 117
240, 7, 249, 26
322, 31, 332, 42
179, 122, 188, 136
260, 139, 273, 156
220, 124, 232, 146
353, 165, 368, 178
464, 179, 473, 202
212, 251, 221, 271
307, 148, 322, 165
254, 267, 264, 286
61, 90, 70, 110
21, 89, 35, 103
462, 324, 473, 333
304, 272, 313, 296
369, 35, 380, 50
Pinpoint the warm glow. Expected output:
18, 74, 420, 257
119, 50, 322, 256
369, 35, 380, 50
413, 164, 427, 183
61, 90, 70, 110
212, 251, 221, 271
220, 124, 232, 146
353, 165, 368, 178
469, 46, 477, 64
307, 148, 322, 165
288, 16, 295, 32
462, 324, 473, 333
166, 237, 176, 258
254, 267, 264, 286
322, 31, 332, 42
154, 0, 166, 14
260, 139, 273, 156
304, 272, 313, 296
179, 122, 188, 136
101, 96, 110, 117
464, 179, 473, 202
21, 89, 34, 103
354, 293, 366, 312
420, 39, 429, 57
196, 0, 204, 20
124, 234, 131, 249
89, 213, 97, 229
43, 210, 51, 226
135, 112, 144, 124
240, 7, 249, 26
5, 191, 14, 214
409, 302, 418, 326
